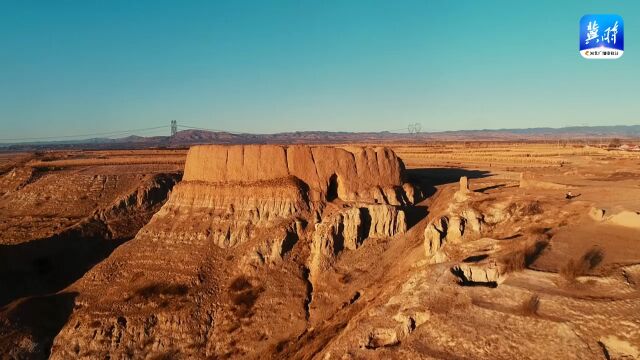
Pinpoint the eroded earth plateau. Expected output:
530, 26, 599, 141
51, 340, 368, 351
1, 143, 639, 359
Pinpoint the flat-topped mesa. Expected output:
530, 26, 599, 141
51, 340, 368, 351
48, 146, 414, 358
183, 144, 407, 204
147, 144, 412, 249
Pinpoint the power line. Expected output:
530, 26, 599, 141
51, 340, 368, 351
0, 125, 168, 142
180, 124, 418, 134
178, 124, 240, 134
1, 120, 426, 143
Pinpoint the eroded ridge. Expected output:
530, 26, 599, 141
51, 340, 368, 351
49, 145, 416, 359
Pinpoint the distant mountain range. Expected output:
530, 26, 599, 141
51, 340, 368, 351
2, 125, 639, 150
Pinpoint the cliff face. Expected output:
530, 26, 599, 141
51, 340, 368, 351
149, 177, 311, 248
151, 144, 412, 252
50, 145, 414, 359
183, 145, 406, 204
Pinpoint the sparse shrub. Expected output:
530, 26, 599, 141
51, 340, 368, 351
501, 240, 549, 273
228, 275, 263, 319
502, 252, 526, 273
520, 201, 543, 216
519, 294, 540, 316
229, 276, 252, 292
338, 273, 352, 284
583, 248, 605, 269
133, 282, 189, 300
560, 248, 605, 282
428, 290, 471, 314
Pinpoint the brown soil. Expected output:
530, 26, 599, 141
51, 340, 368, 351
1, 143, 639, 360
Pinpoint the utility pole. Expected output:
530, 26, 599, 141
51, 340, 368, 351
171, 120, 177, 137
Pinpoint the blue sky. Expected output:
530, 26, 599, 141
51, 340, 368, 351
0, 0, 638, 140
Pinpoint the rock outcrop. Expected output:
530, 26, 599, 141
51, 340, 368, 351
183, 145, 408, 204
598, 335, 640, 360
588, 207, 640, 229
423, 208, 483, 263
308, 205, 406, 282
589, 207, 606, 221
459, 176, 469, 192
423, 217, 448, 262
451, 262, 505, 285
243, 220, 303, 267
151, 145, 411, 250
146, 177, 310, 248
606, 210, 640, 229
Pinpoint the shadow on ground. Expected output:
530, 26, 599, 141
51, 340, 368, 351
0, 292, 78, 359
406, 167, 492, 199
0, 221, 126, 307
403, 205, 429, 230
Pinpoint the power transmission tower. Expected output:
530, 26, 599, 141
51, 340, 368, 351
407, 123, 422, 134
171, 120, 177, 136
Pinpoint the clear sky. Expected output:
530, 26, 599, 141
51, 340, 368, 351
1, 0, 638, 140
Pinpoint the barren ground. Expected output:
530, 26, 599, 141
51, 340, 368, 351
1, 143, 639, 359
